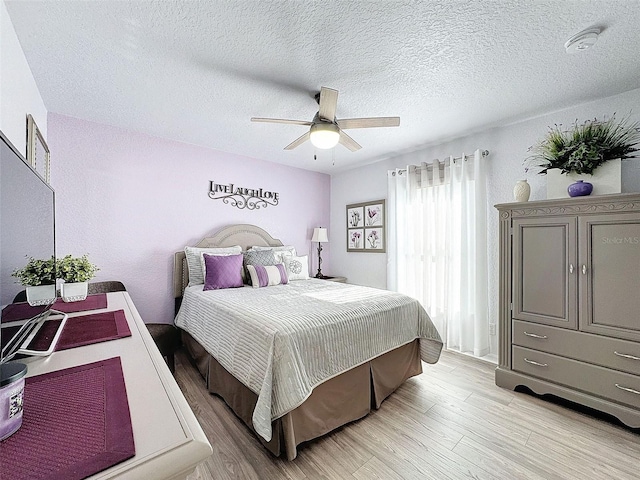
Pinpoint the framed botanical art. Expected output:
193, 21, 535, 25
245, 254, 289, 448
348, 228, 364, 249
26, 114, 51, 184
346, 199, 385, 253
364, 227, 384, 250
347, 205, 364, 228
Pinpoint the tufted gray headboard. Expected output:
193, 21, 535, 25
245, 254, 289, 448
173, 224, 283, 300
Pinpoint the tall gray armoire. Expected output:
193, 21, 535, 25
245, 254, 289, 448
496, 193, 640, 426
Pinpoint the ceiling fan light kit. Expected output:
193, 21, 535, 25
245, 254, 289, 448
251, 86, 400, 152
309, 123, 340, 149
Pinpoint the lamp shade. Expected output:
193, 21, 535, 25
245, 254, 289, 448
311, 227, 329, 243
309, 123, 340, 149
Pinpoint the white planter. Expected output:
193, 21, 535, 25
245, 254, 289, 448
546, 159, 621, 199
25, 285, 56, 306
60, 282, 88, 302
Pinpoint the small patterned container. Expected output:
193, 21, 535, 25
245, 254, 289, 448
567, 180, 593, 197
0, 362, 27, 441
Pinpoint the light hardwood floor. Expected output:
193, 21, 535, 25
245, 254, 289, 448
176, 348, 640, 479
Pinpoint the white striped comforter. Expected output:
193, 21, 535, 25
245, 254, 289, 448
174, 279, 442, 441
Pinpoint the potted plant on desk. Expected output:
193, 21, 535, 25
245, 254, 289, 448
526, 115, 640, 198
57, 255, 99, 302
11, 257, 57, 306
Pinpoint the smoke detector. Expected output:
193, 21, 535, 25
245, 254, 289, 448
565, 28, 600, 54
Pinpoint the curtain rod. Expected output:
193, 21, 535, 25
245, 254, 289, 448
392, 150, 490, 175
459, 149, 489, 161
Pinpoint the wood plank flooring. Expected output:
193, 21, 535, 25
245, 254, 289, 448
176, 349, 640, 479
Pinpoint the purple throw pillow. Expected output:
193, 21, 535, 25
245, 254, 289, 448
203, 253, 244, 290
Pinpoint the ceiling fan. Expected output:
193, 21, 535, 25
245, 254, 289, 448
251, 87, 400, 151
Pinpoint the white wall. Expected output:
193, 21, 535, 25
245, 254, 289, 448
330, 87, 640, 353
0, 0, 47, 150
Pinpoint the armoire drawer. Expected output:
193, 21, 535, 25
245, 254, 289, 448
513, 320, 640, 377
513, 346, 640, 409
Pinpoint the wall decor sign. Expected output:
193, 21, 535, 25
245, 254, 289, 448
346, 199, 385, 253
26, 114, 51, 184
208, 181, 279, 210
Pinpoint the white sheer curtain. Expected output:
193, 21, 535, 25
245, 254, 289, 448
388, 149, 489, 357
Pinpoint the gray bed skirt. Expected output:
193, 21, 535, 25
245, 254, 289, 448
182, 331, 423, 460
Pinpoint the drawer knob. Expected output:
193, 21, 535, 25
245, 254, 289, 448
615, 384, 640, 396
569, 264, 574, 274
524, 358, 548, 367
524, 331, 548, 339
614, 351, 640, 361
582, 264, 587, 275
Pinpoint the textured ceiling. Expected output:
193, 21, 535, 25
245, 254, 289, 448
6, 1, 640, 174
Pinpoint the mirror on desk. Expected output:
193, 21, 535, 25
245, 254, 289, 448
0, 129, 56, 309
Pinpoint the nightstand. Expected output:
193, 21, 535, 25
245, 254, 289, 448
320, 276, 347, 283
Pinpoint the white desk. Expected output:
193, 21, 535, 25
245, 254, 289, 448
20, 291, 212, 480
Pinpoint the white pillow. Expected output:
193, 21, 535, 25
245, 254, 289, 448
184, 245, 242, 286
283, 255, 310, 281
249, 245, 297, 263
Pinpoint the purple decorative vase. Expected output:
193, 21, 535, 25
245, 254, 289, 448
567, 180, 593, 197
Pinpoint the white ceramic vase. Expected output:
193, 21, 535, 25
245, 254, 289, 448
513, 179, 531, 202
60, 281, 88, 302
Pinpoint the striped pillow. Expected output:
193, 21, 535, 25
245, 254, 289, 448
246, 264, 289, 288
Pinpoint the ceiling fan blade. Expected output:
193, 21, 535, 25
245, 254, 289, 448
284, 132, 310, 150
337, 117, 401, 129
338, 131, 362, 152
251, 117, 313, 126
318, 87, 339, 121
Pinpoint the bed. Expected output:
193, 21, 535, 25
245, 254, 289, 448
173, 224, 443, 460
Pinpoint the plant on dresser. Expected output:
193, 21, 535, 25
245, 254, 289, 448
526, 115, 640, 175
13, 254, 99, 304
56, 255, 98, 283
57, 255, 99, 302
495, 193, 640, 427
11, 257, 56, 286
12, 257, 57, 306
525, 116, 640, 198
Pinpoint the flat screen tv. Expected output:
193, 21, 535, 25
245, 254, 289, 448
1, 128, 59, 361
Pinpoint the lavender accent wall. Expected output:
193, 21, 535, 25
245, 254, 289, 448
48, 113, 330, 324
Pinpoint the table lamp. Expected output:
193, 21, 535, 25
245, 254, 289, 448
311, 227, 329, 278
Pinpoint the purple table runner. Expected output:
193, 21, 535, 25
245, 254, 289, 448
0, 357, 136, 480
1, 310, 132, 352
1, 294, 108, 323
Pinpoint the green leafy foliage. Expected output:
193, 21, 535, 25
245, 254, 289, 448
56, 255, 99, 283
11, 256, 57, 286
12, 254, 99, 286
526, 116, 640, 175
